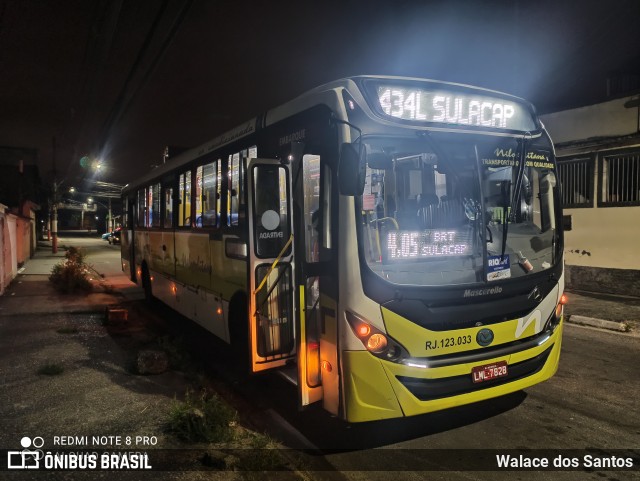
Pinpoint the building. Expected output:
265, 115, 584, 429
0, 147, 43, 295
541, 95, 640, 296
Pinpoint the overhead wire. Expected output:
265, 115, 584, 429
98, 0, 194, 157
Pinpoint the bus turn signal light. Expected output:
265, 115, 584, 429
356, 324, 370, 338
560, 293, 568, 305
345, 310, 409, 363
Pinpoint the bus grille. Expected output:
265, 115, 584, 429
396, 345, 553, 401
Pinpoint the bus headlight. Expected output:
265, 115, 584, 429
345, 310, 408, 362
367, 333, 388, 353
545, 293, 567, 332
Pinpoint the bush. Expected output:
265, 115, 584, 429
37, 363, 64, 376
49, 247, 93, 294
166, 389, 237, 443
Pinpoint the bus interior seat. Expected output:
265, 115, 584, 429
417, 195, 466, 229
416, 193, 439, 229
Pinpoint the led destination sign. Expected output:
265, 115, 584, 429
387, 230, 470, 260
376, 85, 536, 131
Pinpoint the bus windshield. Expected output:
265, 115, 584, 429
358, 132, 559, 287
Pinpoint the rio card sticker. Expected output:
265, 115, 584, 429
487, 255, 511, 281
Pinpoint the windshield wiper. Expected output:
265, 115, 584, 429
500, 133, 531, 261
500, 179, 510, 261
510, 132, 532, 218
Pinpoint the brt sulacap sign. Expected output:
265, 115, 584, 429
375, 85, 536, 131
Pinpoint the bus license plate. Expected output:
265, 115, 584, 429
472, 361, 508, 383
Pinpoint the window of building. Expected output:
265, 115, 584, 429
557, 156, 594, 208
600, 150, 640, 206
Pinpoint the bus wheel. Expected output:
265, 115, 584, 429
141, 264, 153, 302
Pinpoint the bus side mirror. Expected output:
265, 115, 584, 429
338, 143, 365, 196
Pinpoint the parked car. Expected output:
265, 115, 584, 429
107, 228, 121, 245
101, 232, 112, 240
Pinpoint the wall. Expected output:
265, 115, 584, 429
563, 206, 640, 271
0, 203, 37, 295
0, 206, 18, 294
541, 96, 640, 296
542, 96, 638, 144
0, 214, 5, 294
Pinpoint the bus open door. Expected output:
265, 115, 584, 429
247, 158, 324, 408
247, 159, 297, 372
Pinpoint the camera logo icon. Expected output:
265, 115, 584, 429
7, 436, 44, 469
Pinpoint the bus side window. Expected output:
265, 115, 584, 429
195, 165, 203, 227
302, 155, 331, 262
179, 170, 192, 227
322, 164, 332, 252
137, 188, 146, 227
303, 154, 321, 262
216, 160, 222, 224
228, 153, 241, 226
150, 183, 161, 228
163, 184, 173, 228
146, 186, 153, 227
122, 198, 128, 228
196, 161, 217, 227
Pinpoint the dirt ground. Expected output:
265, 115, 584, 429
0, 277, 310, 480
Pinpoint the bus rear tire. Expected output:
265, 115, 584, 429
141, 264, 153, 302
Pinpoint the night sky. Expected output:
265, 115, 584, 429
1, 0, 639, 188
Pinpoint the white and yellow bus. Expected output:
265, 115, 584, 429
121, 76, 565, 422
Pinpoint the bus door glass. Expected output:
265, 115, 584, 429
299, 154, 323, 406
247, 159, 296, 372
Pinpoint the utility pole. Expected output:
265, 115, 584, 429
51, 137, 58, 254
108, 197, 112, 232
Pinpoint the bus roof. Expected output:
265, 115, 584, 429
123, 76, 536, 194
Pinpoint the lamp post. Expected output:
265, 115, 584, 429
85, 197, 114, 233
51, 137, 58, 254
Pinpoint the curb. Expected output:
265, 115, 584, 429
566, 314, 630, 333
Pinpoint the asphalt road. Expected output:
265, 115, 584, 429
54, 235, 640, 480
204, 322, 639, 480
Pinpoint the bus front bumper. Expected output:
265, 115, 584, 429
342, 322, 563, 423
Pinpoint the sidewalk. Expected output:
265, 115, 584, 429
0, 241, 195, 479
0, 240, 142, 316
564, 289, 640, 335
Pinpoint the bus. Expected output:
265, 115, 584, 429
121, 76, 565, 422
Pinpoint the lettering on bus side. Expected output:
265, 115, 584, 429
279, 129, 306, 146
259, 231, 284, 239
